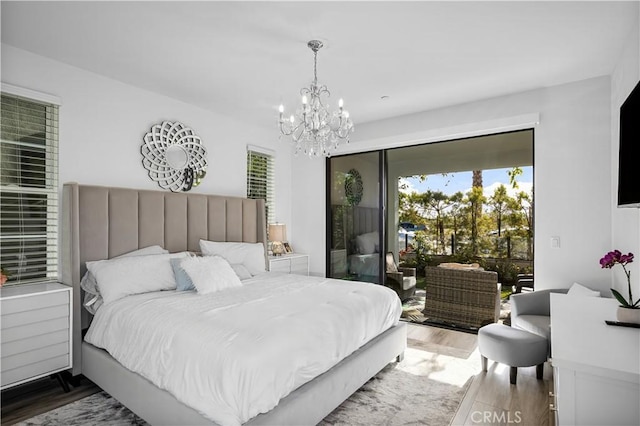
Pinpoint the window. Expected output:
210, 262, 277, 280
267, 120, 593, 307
1, 87, 60, 285
246, 146, 275, 225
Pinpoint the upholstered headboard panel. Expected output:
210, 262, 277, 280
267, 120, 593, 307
331, 204, 379, 251
352, 206, 379, 238
61, 183, 267, 375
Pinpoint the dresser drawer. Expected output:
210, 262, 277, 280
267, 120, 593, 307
2, 342, 69, 372
1, 329, 69, 358
2, 304, 69, 329
1, 355, 69, 388
269, 259, 291, 273
1, 317, 69, 343
1, 291, 68, 316
0, 283, 72, 390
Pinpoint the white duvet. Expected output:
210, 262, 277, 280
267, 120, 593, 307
84, 272, 402, 426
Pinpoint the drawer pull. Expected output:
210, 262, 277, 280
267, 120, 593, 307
549, 392, 555, 397
549, 404, 557, 412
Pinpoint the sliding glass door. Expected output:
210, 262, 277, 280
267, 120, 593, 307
326, 152, 384, 284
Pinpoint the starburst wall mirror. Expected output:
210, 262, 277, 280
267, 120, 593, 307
141, 121, 207, 192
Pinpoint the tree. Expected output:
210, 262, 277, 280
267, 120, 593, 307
472, 169, 484, 234
489, 184, 509, 237
398, 191, 425, 227
466, 186, 486, 256
446, 191, 465, 254
515, 190, 534, 259
472, 170, 483, 188
507, 167, 523, 189
421, 190, 453, 254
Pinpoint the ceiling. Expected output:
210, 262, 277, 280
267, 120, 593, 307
1, 2, 637, 131
386, 130, 533, 176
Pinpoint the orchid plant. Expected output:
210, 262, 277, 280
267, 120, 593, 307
600, 250, 639, 309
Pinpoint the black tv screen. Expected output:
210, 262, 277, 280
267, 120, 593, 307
618, 79, 640, 208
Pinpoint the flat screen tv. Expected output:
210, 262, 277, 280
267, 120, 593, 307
618, 79, 640, 208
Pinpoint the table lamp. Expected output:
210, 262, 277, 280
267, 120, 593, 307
269, 224, 287, 256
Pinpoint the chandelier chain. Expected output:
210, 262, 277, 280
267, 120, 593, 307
313, 49, 318, 85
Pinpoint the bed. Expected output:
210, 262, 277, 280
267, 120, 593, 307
62, 183, 406, 426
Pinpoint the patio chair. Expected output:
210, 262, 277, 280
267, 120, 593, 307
513, 273, 534, 293
423, 265, 500, 329
385, 252, 416, 301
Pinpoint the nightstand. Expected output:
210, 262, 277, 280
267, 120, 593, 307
268, 253, 309, 276
0, 282, 73, 391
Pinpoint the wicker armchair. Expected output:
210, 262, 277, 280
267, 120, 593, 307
423, 265, 501, 329
385, 252, 416, 301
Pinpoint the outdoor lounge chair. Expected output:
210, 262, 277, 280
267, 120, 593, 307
385, 252, 416, 301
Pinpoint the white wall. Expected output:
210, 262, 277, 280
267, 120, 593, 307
611, 17, 640, 302
294, 76, 616, 294
1, 44, 295, 243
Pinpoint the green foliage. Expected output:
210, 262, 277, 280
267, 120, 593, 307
501, 286, 513, 301
508, 167, 523, 189
398, 191, 427, 227
485, 260, 532, 286
400, 230, 431, 272
611, 288, 640, 309
447, 246, 479, 264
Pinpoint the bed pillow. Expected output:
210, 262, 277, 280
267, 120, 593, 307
567, 282, 600, 297
81, 245, 171, 313
199, 240, 266, 276
113, 245, 169, 259
80, 272, 103, 314
171, 258, 195, 291
86, 252, 189, 305
172, 257, 252, 288
356, 231, 379, 255
230, 264, 253, 280
180, 255, 243, 295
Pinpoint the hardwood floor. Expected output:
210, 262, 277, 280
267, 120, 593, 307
406, 322, 551, 426
1, 323, 550, 425
1, 375, 100, 425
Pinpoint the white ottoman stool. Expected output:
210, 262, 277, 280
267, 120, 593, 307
478, 323, 548, 385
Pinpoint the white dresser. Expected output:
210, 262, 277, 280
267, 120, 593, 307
550, 294, 640, 425
0, 282, 73, 390
268, 253, 309, 276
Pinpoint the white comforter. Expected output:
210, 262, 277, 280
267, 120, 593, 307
84, 272, 401, 426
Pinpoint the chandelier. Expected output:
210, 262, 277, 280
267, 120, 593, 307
278, 40, 354, 158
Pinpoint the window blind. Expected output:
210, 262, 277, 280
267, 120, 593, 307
246, 148, 275, 225
0, 92, 59, 285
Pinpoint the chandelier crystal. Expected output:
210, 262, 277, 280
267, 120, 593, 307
278, 40, 354, 158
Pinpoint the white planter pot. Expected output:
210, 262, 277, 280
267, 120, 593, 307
616, 306, 640, 324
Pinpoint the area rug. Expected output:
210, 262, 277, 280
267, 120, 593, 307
18, 347, 475, 426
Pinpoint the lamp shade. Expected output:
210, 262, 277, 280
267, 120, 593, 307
268, 224, 287, 242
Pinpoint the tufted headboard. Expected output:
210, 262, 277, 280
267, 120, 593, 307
61, 183, 267, 375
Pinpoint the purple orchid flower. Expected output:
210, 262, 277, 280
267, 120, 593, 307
600, 250, 638, 308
